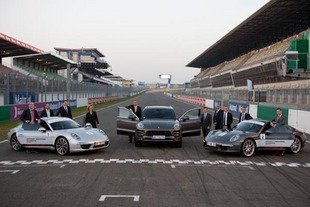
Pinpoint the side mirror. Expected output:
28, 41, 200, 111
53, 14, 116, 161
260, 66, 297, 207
38, 127, 46, 133
180, 115, 190, 122
85, 123, 92, 128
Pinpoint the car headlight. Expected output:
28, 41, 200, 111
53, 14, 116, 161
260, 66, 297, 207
71, 133, 81, 140
137, 122, 144, 130
173, 122, 181, 130
229, 135, 240, 142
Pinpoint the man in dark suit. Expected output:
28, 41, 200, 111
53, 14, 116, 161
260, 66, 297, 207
126, 100, 142, 119
213, 104, 223, 130
271, 108, 287, 127
201, 107, 212, 138
56, 100, 72, 119
238, 106, 253, 123
221, 105, 233, 130
20, 102, 40, 124
41, 103, 54, 118
126, 100, 142, 143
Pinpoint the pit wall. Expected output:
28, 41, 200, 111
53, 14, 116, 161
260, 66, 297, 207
169, 93, 310, 134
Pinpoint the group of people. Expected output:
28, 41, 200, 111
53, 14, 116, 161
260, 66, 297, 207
20, 100, 72, 124
20, 99, 101, 128
200, 105, 287, 138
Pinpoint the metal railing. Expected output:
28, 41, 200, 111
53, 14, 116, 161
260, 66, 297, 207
0, 73, 142, 105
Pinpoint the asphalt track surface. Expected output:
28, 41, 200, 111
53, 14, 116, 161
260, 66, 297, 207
0, 92, 309, 207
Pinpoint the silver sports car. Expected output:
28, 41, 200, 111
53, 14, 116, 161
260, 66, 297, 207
8, 117, 109, 155
204, 119, 306, 157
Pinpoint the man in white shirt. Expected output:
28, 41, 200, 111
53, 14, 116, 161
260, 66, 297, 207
41, 103, 54, 118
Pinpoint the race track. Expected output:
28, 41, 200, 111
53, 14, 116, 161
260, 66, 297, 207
1, 92, 309, 207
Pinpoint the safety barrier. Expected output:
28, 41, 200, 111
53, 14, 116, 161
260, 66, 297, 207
172, 94, 310, 134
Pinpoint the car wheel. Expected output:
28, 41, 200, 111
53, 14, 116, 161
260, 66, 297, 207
175, 141, 182, 148
135, 141, 142, 147
290, 137, 302, 154
55, 137, 69, 155
241, 139, 256, 157
10, 134, 22, 151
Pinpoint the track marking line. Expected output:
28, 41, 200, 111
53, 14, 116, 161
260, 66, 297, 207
99, 195, 140, 202
0, 159, 309, 168
0, 140, 8, 144
0, 170, 19, 174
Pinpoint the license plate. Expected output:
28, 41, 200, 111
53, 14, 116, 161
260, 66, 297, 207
94, 141, 104, 146
152, 135, 165, 139
207, 141, 216, 147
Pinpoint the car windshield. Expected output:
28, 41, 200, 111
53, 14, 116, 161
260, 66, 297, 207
50, 120, 81, 130
235, 122, 263, 133
142, 108, 176, 120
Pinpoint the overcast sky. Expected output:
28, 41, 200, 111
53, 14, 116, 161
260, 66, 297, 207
0, 0, 269, 84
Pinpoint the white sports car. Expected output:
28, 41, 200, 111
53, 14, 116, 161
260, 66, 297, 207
8, 117, 109, 155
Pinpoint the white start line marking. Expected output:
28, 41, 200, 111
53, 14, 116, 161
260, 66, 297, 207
0, 170, 20, 174
99, 195, 140, 202
0, 159, 309, 168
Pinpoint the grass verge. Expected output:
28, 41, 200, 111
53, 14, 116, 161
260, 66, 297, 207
0, 94, 139, 142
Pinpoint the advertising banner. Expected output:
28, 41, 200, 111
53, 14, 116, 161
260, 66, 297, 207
10, 102, 46, 120
213, 100, 222, 109
9, 92, 36, 104
9, 99, 77, 120
228, 101, 249, 118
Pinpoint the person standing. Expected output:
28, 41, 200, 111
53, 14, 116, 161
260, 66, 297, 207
213, 104, 223, 130
271, 108, 287, 127
41, 103, 54, 118
126, 100, 142, 119
56, 100, 72, 119
222, 105, 233, 130
85, 103, 99, 128
200, 107, 212, 138
20, 102, 40, 124
126, 100, 142, 143
238, 106, 252, 123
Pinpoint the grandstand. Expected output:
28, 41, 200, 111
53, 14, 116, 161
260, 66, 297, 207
54, 47, 125, 86
186, 0, 310, 107
0, 33, 142, 106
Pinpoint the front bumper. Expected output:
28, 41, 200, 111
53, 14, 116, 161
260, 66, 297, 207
135, 129, 181, 142
70, 140, 110, 152
204, 140, 241, 153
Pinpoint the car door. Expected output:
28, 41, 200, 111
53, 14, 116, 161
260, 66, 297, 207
116, 106, 139, 135
179, 108, 201, 137
260, 125, 294, 148
17, 123, 51, 146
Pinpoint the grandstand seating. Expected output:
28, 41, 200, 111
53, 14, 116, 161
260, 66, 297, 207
79, 67, 106, 78
0, 64, 28, 78
13, 63, 67, 81
191, 34, 305, 89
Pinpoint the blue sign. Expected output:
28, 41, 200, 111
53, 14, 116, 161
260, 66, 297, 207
9, 92, 36, 104
213, 100, 222, 109
229, 101, 249, 118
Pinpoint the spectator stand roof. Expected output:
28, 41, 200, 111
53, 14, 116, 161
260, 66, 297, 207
187, 0, 310, 69
0, 33, 43, 58
13, 52, 76, 71
54, 47, 105, 58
